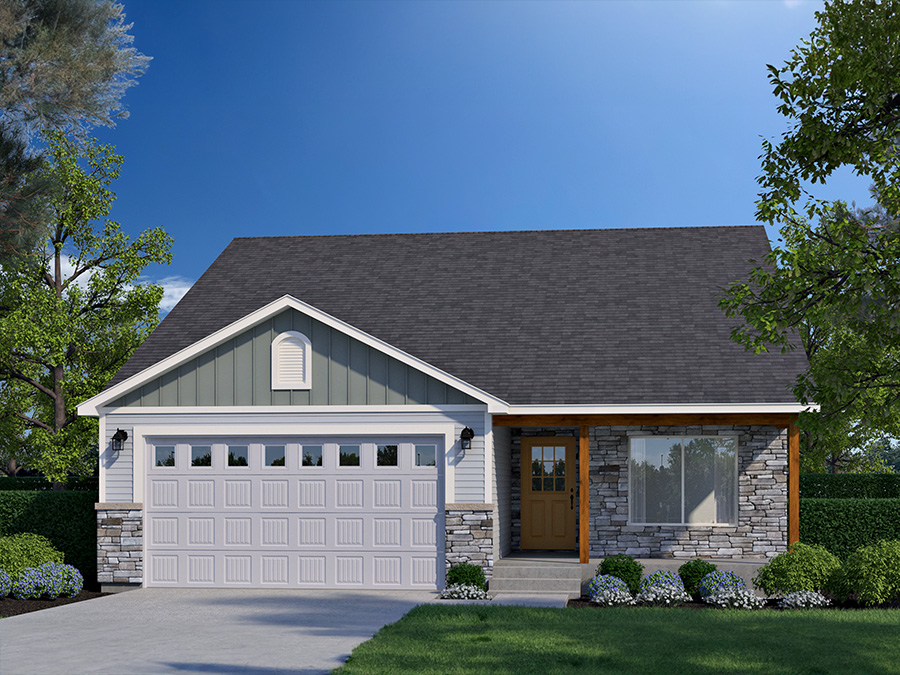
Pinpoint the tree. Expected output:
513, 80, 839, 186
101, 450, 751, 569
0, 0, 150, 260
0, 131, 170, 482
719, 0, 900, 471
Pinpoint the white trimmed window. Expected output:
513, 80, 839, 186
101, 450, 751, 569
629, 436, 737, 525
271, 331, 312, 390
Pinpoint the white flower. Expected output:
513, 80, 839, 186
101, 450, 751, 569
704, 588, 766, 609
440, 583, 490, 600
635, 585, 691, 606
778, 590, 831, 609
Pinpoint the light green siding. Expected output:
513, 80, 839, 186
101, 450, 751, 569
110, 309, 481, 407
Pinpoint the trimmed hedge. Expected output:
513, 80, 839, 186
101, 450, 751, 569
800, 498, 900, 559
0, 476, 98, 491
800, 474, 900, 499
0, 491, 97, 585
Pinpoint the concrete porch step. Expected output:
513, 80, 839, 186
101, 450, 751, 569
488, 577, 582, 594
490, 564, 583, 580
489, 558, 583, 595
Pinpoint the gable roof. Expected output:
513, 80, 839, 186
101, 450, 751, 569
103, 226, 808, 407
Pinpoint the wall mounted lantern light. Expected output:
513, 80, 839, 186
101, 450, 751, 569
111, 428, 128, 453
459, 426, 475, 451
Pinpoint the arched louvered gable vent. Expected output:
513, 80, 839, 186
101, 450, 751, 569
271, 331, 312, 390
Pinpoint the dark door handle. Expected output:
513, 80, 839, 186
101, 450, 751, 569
570, 491, 574, 510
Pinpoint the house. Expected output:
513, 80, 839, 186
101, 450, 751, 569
78, 226, 808, 591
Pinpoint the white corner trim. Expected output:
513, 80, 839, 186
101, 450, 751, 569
77, 294, 508, 417
271, 331, 312, 390
484, 410, 493, 505
98, 416, 107, 503
501, 403, 817, 415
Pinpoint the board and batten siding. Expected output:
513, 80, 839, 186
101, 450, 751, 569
101, 410, 487, 504
109, 309, 481, 408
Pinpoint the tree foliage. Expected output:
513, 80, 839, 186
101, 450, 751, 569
720, 0, 900, 471
0, 0, 150, 260
0, 132, 170, 482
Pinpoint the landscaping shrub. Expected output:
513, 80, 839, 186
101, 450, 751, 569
0, 533, 64, 578
801, 473, 900, 499
0, 490, 97, 584
834, 539, 900, 606
8, 562, 84, 600
696, 570, 746, 599
0, 476, 98, 492
678, 558, 718, 600
638, 569, 686, 593
634, 570, 690, 605
446, 562, 487, 590
0, 568, 10, 596
754, 542, 841, 595
704, 588, 766, 609
800, 498, 900, 559
586, 574, 634, 606
597, 554, 644, 595
39, 562, 83, 597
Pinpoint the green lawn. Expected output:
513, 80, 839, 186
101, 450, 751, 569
333, 604, 900, 675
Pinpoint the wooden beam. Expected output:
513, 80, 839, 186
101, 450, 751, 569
788, 419, 800, 547
492, 413, 796, 428
579, 423, 589, 564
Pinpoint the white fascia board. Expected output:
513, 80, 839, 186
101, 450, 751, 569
77, 294, 509, 416
502, 403, 818, 415
98, 404, 489, 416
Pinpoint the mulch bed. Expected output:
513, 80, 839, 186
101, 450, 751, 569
0, 590, 107, 618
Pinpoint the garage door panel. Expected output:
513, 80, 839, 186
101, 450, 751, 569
145, 438, 443, 589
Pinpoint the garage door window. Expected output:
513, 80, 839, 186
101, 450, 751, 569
301, 445, 323, 467
228, 445, 249, 467
415, 444, 436, 467
191, 445, 212, 467
155, 445, 175, 467
265, 445, 286, 466
339, 445, 360, 467
377, 444, 398, 467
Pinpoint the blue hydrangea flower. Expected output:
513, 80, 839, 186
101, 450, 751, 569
696, 570, 746, 599
11, 569, 44, 600
587, 574, 634, 605
0, 569, 11, 597
37, 562, 83, 597
638, 569, 686, 593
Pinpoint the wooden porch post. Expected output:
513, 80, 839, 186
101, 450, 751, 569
788, 418, 800, 547
579, 423, 589, 564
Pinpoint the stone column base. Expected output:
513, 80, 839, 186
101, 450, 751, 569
96, 503, 143, 586
445, 503, 494, 582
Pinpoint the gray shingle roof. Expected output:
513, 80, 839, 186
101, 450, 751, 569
108, 226, 807, 405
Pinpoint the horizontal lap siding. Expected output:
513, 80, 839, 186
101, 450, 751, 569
111, 309, 481, 408
103, 425, 134, 502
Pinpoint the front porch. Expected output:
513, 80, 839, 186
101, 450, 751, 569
490, 414, 800, 566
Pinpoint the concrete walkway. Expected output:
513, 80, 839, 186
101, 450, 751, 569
0, 588, 439, 674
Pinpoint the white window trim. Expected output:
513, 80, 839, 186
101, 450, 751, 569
271, 330, 312, 390
627, 434, 739, 527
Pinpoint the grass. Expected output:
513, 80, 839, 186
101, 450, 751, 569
333, 604, 900, 675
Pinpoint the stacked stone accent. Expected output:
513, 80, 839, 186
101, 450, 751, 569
96, 503, 143, 587
445, 504, 494, 581
589, 425, 787, 559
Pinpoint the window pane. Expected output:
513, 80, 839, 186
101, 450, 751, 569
265, 445, 285, 467
555, 459, 565, 476
155, 446, 175, 467
532, 477, 542, 491
339, 445, 360, 467
556, 477, 565, 491
228, 445, 249, 467
531, 447, 542, 462
377, 444, 398, 467
544, 477, 554, 491
684, 437, 737, 524
191, 445, 212, 467
630, 438, 682, 523
301, 445, 323, 467
531, 460, 542, 477
415, 445, 436, 467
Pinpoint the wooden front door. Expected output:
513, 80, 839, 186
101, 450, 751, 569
521, 437, 576, 550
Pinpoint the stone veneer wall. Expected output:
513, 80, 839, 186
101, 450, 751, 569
96, 503, 143, 586
590, 425, 787, 559
445, 504, 494, 581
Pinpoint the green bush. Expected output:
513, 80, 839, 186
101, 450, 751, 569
678, 559, 718, 600
800, 498, 900, 559
598, 554, 644, 595
0, 491, 97, 584
753, 542, 841, 596
800, 474, 900, 499
446, 562, 486, 590
834, 540, 900, 606
0, 533, 64, 578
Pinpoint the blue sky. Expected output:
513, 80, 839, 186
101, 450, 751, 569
95, 0, 871, 311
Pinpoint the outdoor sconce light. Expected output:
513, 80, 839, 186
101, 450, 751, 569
111, 429, 128, 453
459, 427, 475, 451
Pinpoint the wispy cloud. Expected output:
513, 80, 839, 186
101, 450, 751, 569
155, 275, 194, 312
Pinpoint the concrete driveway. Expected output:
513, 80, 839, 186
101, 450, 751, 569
0, 588, 439, 674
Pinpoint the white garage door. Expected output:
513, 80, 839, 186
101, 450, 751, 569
144, 437, 443, 588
